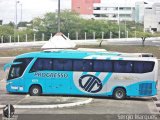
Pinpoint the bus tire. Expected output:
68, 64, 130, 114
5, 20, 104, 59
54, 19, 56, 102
113, 88, 126, 100
29, 85, 42, 96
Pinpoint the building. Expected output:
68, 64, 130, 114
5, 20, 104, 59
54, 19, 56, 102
71, 0, 155, 23
93, 0, 136, 22
144, 3, 160, 32
72, 0, 101, 15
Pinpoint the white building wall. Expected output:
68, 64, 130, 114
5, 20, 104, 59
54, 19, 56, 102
93, 0, 135, 22
144, 3, 160, 32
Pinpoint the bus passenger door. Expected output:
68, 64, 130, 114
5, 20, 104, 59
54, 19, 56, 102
52, 59, 72, 94
52, 71, 71, 94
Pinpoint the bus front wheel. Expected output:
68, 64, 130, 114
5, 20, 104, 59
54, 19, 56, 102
113, 88, 126, 100
29, 85, 42, 96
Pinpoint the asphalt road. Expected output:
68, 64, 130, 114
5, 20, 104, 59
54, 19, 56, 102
0, 39, 160, 50
104, 39, 160, 47
0, 58, 160, 120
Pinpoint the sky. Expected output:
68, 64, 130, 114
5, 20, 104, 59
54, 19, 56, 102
0, 0, 71, 23
0, 0, 160, 24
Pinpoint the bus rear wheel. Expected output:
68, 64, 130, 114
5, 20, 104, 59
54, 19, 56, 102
113, 88, 126, 100
29, 85, 42, 96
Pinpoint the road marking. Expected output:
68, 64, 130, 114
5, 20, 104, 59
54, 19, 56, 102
14, 98, 93, 109
152, 96, 160, 113
0, 94, 93, 109
15, 94, 30, 105
0, 98, 93, 109
152, 41, 160, 43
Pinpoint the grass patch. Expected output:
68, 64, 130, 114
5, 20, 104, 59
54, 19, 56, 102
0, 45, 160, 58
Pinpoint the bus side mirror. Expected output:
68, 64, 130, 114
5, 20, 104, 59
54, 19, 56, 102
4, 63, 12, 71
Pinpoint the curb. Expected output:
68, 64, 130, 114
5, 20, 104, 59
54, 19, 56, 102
0, 98, 93, 109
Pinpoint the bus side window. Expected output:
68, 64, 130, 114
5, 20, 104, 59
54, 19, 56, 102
53, 59, 64, 71
134, 62, 143, 73
30, 58, 52, 72
83, 60, 93, 71
63, 59, 72, 71
53, 59, 73, 71
134, 61, 154, 73
104, 61, 113, 72
73, 60, 83, 71
143, 62, 154, 73
114, 61, 132, 73
93, 60, 104, 72
42, 59, 52, 70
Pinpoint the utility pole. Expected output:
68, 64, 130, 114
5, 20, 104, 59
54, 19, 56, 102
58, 0, 61, 32
20, 3, 22, 22
14, 0, 20, 42
15, 0, 19, 27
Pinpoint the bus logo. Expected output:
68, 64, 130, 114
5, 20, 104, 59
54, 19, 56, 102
79, 74, 102, 93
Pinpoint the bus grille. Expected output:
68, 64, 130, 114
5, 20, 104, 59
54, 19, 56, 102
139, 83, 152, 95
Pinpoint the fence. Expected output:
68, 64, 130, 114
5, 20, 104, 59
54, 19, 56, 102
0, 31, 132, 43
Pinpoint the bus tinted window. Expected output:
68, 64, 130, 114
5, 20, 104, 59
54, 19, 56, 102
54, 59, 63, 70
29, 58, 155, 73
30, 58, 52, 72
104, 61, 113, 72
114, 61, 133, 73
8, 65, 23, 79
63, 60, 72, 71
93, 61, 113, 72
93, 61, 103, 72
8, 58, 33, 80
73, 60, 92, 71
73, 60, 83, 71
134, 61, 154, 73
83, 60, 93, 71
134, 62, 143, 73
53, 59, 72, 71
143, 62, 154, 73
14, 58, 33, 67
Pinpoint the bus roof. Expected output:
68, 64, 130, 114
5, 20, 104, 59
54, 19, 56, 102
15, 50, 157, 61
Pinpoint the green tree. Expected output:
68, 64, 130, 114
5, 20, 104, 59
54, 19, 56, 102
0, 25, 14, 43
136, 31, 153, 47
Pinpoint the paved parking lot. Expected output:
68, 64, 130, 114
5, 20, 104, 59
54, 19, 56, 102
0, 57, 160, 117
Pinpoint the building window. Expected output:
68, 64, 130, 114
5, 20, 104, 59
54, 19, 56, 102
94, 7, 100, 10
151, 28, 157, 32
101, 14, 108, 17
119, 7, 124, 10
94, 14, 100, 17
113, 14, 117, 18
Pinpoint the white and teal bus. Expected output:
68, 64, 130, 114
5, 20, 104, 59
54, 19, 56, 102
4, 50, 158, 99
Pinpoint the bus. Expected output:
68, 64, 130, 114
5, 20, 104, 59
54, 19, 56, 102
4, 50, 158, 99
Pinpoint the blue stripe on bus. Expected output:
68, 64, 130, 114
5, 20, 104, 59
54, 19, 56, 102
95, 72, 101, 76
102, 72, 112, 85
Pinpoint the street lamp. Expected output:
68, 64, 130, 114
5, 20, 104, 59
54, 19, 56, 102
14, 0, 20, 42
20, 3, 22, 22
58, 0, 61, 32
15, 0, 20, 27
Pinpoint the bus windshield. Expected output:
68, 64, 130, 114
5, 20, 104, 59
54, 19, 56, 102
8, 58, 33, 80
